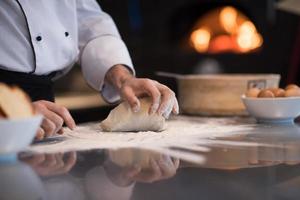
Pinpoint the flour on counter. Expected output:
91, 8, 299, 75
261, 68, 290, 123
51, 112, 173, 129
28, 116, 258, 164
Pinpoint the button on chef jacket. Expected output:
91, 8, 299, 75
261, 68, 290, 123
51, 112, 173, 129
0, 0, 134, 103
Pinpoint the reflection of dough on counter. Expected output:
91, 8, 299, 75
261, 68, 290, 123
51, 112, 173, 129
108, 148, 161, 169
100, 98, 166, 132
85, 166, 134, 200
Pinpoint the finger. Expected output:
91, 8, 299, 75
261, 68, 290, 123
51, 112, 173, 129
54, 153, 65, 169
156, 85, 175, 117
44, 154, 64, 175
41, 154, 57, 167
149, 158, 162, 180
163, 102, 173, 119
42, 109, 64, 133
35, 128, 45, 140
173, 158, 180, 169
42, 101, 76, 130
132, 160, 161, 183
124, 165, 142, 178
54, 152, 77, 175
41, 118, 56, 137
172, 98, 179, 115
158, 155, 176, 177
121, 86, 140, 112
64, 152, 77, 171
21, 154, 46, 166
142, 80, 161, 114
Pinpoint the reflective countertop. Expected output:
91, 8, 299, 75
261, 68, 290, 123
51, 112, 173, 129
2, 117, 300, 200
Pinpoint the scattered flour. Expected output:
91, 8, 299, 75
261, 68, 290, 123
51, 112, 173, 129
28, 116, 258, 163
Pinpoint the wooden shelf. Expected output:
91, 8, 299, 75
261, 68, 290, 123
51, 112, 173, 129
55, 93, 108, 110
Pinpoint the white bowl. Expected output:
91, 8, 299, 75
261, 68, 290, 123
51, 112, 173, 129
241, 95, 300, 124
0, 115, 43, 154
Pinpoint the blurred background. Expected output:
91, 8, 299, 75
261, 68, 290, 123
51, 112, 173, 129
54, 0, 300, 122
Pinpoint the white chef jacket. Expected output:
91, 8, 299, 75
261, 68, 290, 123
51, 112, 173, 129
0, 0, 134, 103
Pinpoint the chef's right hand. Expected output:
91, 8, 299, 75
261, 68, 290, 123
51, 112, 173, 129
32, 100, 76, 140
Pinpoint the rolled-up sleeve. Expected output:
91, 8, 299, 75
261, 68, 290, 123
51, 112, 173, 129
77, 0, 134, 103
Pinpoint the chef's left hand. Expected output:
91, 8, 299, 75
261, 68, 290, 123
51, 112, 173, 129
105, 65, 179, 118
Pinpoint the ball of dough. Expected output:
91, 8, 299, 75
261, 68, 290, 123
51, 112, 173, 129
100, 98, 166, 132
258, 89, 274, 98
245, 88, 260, 98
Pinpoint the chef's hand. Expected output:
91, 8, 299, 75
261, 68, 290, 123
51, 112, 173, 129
20, 152, 77, 176
32, 100, 76, 140
105, 65, 179, 118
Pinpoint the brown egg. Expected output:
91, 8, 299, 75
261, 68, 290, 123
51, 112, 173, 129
258, 89, 275, 98
272, 88, 285, 97
268, 87, 278, 92
245, 87, 260, 98
285, 84, 299, 90
284, 88, 300, 97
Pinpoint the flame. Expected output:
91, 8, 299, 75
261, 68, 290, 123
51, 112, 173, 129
236, 21, 263, 52
209, 35, 236, 53
239, 21, 256, 35
252, 33, 263, 48
219, 6, 238, 33
190, 6, 263, 53
190, 28, 211, 52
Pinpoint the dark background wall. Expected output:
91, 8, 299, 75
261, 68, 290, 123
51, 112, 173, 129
97, 0, 300, 86
52, 0, 300, 123
55, 0, 300, 94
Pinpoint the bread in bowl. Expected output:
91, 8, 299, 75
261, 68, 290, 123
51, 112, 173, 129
0, 83, 34, 119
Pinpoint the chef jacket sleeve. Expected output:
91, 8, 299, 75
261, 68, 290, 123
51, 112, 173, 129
76, 0, 135, 103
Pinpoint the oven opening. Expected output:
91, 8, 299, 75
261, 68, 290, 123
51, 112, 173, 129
189, 6, 263, 54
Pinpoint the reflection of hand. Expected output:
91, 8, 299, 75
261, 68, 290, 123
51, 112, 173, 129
20, 152, 77, 176
125, 155, 180, 183
32, 100, 76, 140
104, 154, 179, 186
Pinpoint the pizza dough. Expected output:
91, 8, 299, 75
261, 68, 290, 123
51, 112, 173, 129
100, 98, 166, 132
0, 83, 34, 119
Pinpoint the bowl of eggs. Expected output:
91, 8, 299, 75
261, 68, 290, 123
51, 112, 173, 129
241, 84, 300, 124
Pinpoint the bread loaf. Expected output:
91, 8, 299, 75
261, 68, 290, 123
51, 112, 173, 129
0, 83, 34, 119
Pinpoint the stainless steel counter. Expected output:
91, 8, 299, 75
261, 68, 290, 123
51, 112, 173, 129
2, 116, 300, 200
